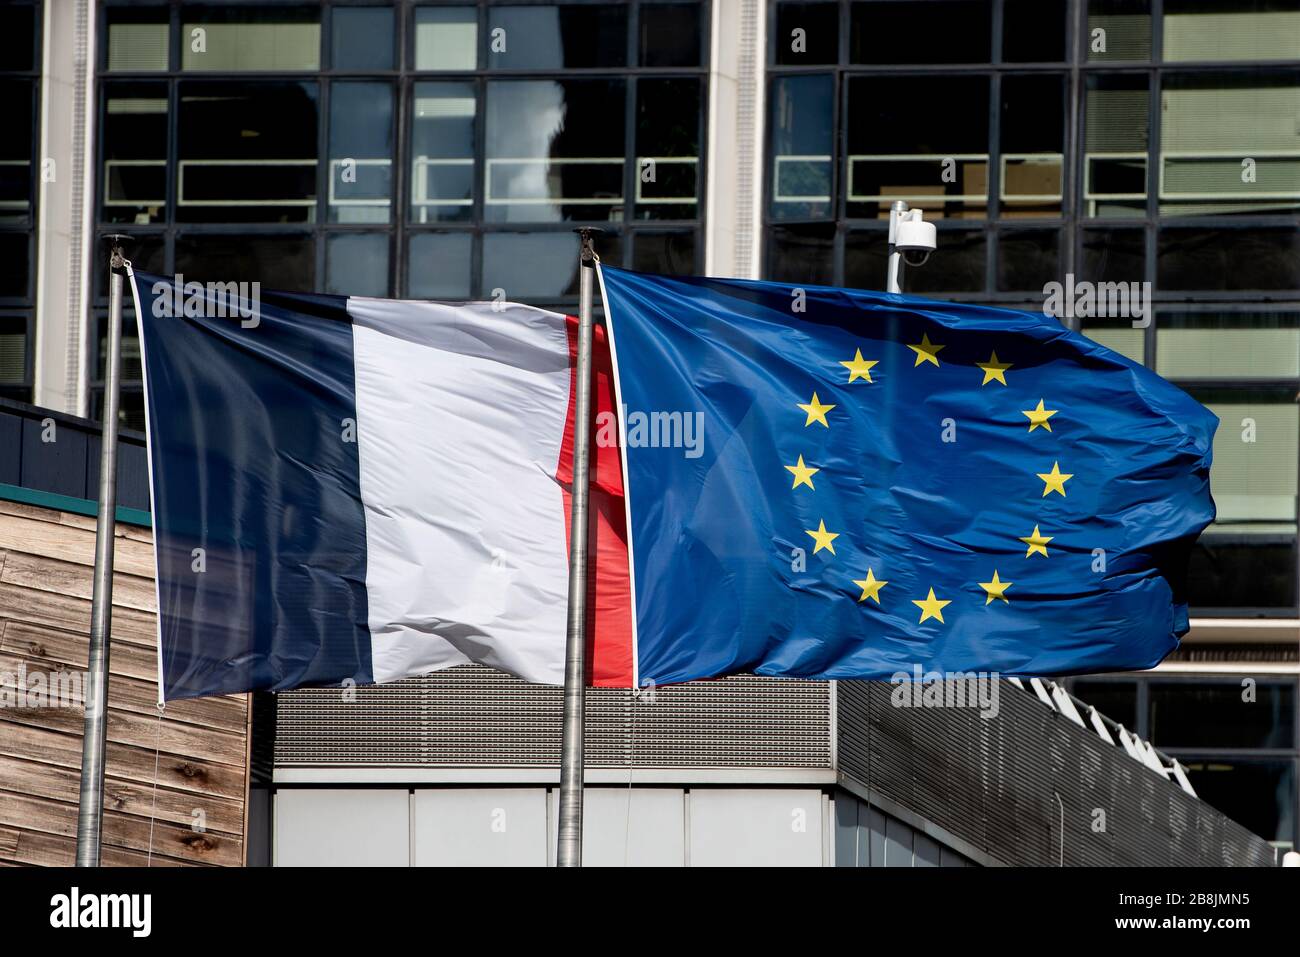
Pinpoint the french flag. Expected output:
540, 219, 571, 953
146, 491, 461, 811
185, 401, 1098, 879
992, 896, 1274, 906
131, 271, 634, 701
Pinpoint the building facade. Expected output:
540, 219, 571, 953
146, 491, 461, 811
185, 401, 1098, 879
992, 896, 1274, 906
4, 0, 1299, 859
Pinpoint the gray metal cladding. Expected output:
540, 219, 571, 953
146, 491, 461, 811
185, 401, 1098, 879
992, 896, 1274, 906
275, 666, 832, 768
274, 669, 1275, 865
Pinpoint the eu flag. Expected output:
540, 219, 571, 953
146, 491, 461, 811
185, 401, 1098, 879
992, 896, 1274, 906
598, 266, 1217, 686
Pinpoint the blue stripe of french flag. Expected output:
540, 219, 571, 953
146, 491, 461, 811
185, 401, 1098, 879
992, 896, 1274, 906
130, 270, 634, 701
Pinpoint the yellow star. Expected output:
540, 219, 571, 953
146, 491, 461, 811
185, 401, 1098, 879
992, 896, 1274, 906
798, 391, 835, 428
912, 587, 952, 624
979, 570, 1013, 605
785, 454, 819, 490
805, 520, 839, 555
852, 568, 888, 604
1037, 461, 1073, 497
1020, 524, 1053, 558
907, 333, 945, 367
976, 350, 1013, 386
840, 348, 879, 384
1022, 399, 1058, 432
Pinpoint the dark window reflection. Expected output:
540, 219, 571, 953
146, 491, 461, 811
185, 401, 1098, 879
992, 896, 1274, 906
1188, 538, 1297, 612
487, 5, 628, 70
174, 234, 315, 290
177, 82, 319, 223
0, 4, 36, 72
1182, 758, 1296, 845
408, 232, 473, 299
1001, 74, 1064, 218
851, 1, 992, 64
1003, 0, 1066, 62
0, 233, 30, 299
845, 75, 989, 220
0, 80, 35, 224
637, 78, 701, 220
482, 231, 623, 300
769, 74, 834, 222
331, 7, 395, 71
1158, 228, 1300, 292
1081, 228, 1145, 285
775, 2, 839, 65
1150, 682, 1295, 750
485, 80, 626, 223
997, 229, 1060, 292
1069, 678, 1138, 730
641, 3, 702, 67
102, 82, 168, 226
326, 233, 389, 297
632, 231, 697, 276
766, 224, 834, 285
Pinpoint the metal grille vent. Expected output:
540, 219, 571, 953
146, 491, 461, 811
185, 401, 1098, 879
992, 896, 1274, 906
835, 680, 1275, 867
275, 666, 832, 769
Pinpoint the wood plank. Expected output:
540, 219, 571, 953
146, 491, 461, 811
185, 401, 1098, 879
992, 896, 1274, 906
102, 810, 242, 866
0, 704, 247, 766
0, 651, 246, 734
0, 510, 156, 578
1, 551, 156, 613
0, 755, 245, 834
0, 723, 247, 802
0, 581, 157, 648
0, 826, 17, 857
12, 823, 202, 868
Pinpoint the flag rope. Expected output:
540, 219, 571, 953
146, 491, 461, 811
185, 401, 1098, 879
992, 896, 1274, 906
146, 702, 164, 866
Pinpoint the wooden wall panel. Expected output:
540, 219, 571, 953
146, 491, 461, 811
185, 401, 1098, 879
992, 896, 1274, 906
0, 502, 249, 866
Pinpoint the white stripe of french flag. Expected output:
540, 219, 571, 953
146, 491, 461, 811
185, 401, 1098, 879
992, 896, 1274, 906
346, 296, 635, 688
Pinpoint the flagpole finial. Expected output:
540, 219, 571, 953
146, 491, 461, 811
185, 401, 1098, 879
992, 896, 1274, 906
105, 233, 132, 271
574, 226, 604, 266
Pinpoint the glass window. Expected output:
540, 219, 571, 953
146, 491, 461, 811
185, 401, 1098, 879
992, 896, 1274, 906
181, 6, 321, 72
1150, 681, 1295, 750
632, 230, 697, 275
1000, 75, 1064, 218
766, 224, 834, 285
1084, 74, 1149, 219
1164, 0, 1300, 64
0, 233, 30, 299
769, 74, 834, 222
1158, 227, 1300, 292
331, 6, 395, 71
409, 82, 476, 224
997, 228, 1060, 292
1158, 312, 1300, 381
484, 80, 626, 223
636, 78, 701, 220
407, 233, 473, 299
850, 1, 992, 64
329, 82, 393, 224
846, 228, 986, 294
173, 234, 315, 290
775, 2, 838, 65
102, 83, 168, 226
0, 79, 34, 225
1087, 0, 1151, 62
1188, 537, 1296, 611
1069, 678, 1138, 730
486, 5, 628, 70
1002, 0, 1066, 63
482, 232, 582, 299
640, 2, 703, 67
1159, 71, 1300, 218
326, 233, 389, 297
106, 7, 169, 72
1187, 387, 1297, 530
845, 75, 990, 220
177, 82, 319, 223
414, 6, 478, 71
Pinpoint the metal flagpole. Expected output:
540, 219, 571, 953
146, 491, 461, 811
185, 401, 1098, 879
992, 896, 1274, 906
557, 227, 600, 867
76, 233, 131, 867
886, 200, 909, 293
